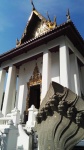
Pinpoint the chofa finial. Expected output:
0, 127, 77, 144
66, 9, 71, 22
46, 11, 51, 22
30, 0, 35, 10
16, 38, 19, 46
54, 16, 57, 27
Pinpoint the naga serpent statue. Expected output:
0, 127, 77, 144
35, 82, 84, 150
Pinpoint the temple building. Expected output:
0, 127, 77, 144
0, 2, 84, 150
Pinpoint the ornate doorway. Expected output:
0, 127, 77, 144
24, 63, 42, 122
29, 84, 40, 109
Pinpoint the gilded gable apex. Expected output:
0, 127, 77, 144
16, 9, 56, 47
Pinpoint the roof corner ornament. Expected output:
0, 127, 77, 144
30, 0, 35, 10
66, 9, 71, 22
16, 38, 19, 46
46, 11, 51, 22
54, 16, 57, 27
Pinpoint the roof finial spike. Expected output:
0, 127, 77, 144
54, 16, 57, 26
66, 8, 71, 22
16, 38, 19, 46
46, 11, 51, 22
30, 0, 35, 10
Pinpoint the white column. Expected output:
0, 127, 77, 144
74, 56, 81, 96
0, 69, 6, 110
41, 49, 51, 101
81, 66, 84, 94
17, 84, 25, 116
2, 66, 17, 116
59, 44, 70, 88
70, 54, 81, 96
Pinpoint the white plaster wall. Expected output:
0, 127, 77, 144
17, 57, 42, 117
66, 36, 84, 64
1, 36, 64, 69
0, 35, 83, 116
7, 126, 18, 150
17, 124, 30, 150
51, 52, 60, 84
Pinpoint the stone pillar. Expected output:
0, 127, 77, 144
0, 69, 6, 110
41, 49, 51, 101
59, 44, 70, 88
2, 66, 17, 116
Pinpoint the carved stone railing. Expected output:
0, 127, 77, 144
0, 117, 12, 125
36, 82, 84, 150
0, 107, 20, 126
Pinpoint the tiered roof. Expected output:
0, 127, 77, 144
0, 4, 84, 65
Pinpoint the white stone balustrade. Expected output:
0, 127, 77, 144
0, 107, 20, 126
0, 117, 12, 125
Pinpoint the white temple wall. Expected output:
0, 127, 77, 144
1, 36, 64, 69
0, 36, 83, 116
66, 36, 84, 96
66, 36, 84, 64
51, 52, 60, 84
1, 45, 45, 68
17, 57, 42, 117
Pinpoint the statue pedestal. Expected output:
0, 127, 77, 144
26, 105, 38, 131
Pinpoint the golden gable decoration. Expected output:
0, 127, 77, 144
28, 63, 42, 86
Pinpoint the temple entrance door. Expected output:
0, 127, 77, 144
24, 63, 42, 123
29, 84, 40, 109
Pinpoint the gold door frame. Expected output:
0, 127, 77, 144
26, 63, 42, 113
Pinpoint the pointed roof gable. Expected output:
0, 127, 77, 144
16, 9, 56, 46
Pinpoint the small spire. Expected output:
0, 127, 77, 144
66, 9, 71, 22
46, 11, 51, 22
30, 0, 35, 10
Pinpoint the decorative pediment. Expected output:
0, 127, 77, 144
16, 9, 56, 46
35, 23, 50, 38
